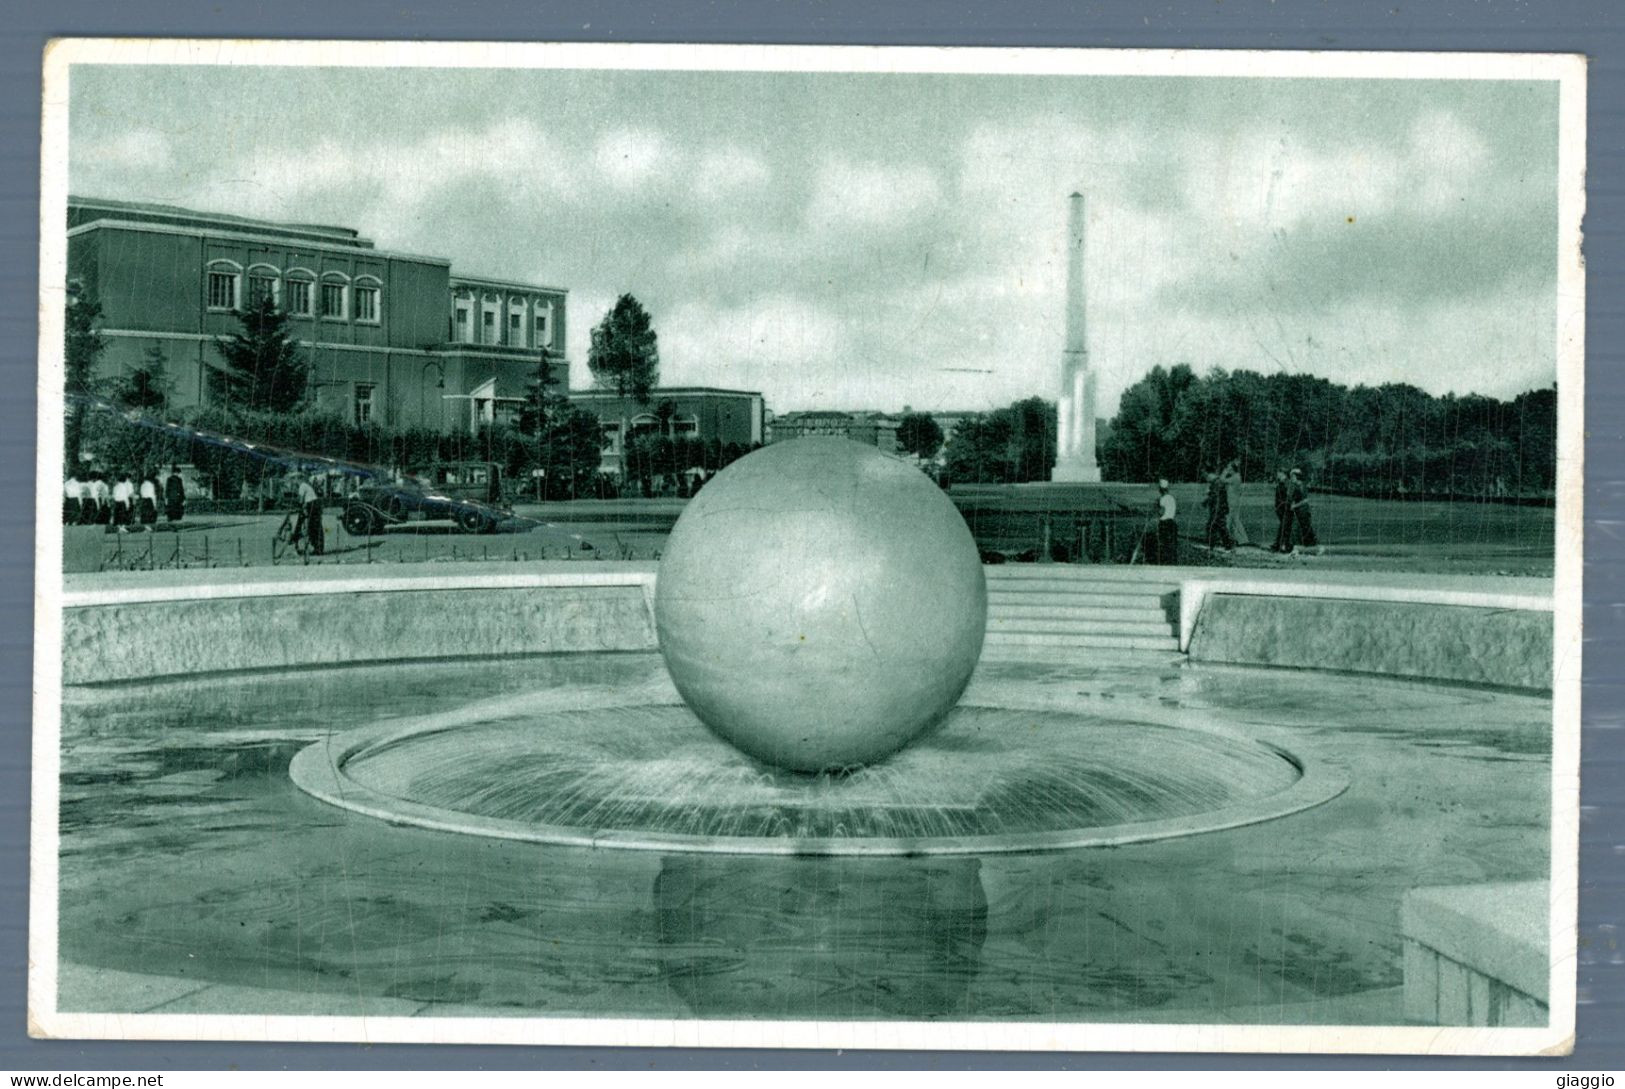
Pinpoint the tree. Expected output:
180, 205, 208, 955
587, 294, 660, 480
518, 346, 566, 437
214, 293, 308, 413
587, 294, 660, 405
64, 285, 107, 471
896, 412, 944, 460
116, 344, 172, 412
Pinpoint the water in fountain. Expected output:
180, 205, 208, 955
335, 703, 1303, 845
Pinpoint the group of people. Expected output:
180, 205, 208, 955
1142, 461, 1323, 566
1198, 462, 1321, 556
63, 467, 186, 531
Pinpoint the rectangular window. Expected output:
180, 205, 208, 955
354, 286, 379, 323
207, 271, 237, 310
534, 312, 549, 344
286, 280, 312, 315
455, 306, 470, 341
320, 282, 346, 319
247, 274, 277, 307
354, 383, 375, 426
482, 310, 496, 345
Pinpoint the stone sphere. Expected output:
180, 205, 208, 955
655, 437, 987, 772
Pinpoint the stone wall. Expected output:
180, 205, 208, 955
1187, 594, 1552, 690
62, 584, 657, 684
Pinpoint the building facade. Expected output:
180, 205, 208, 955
768, 410, 901, 453
566, 386, 767, 476
66, 196, 567, 433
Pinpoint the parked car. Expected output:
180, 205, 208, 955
340, 461, 511, 535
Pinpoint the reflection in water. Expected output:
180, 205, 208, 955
653, 854, 987, 1019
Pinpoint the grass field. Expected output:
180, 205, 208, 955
59, 482, 1555, 577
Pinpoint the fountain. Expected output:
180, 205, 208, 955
289, 438, 1345, 855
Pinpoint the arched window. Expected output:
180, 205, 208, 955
205, 259, 242, 311
507, 296, 528, 347
353, 275, 382, 325
245, 263, 281, 308
481, 294, 501, 346
319, 271, 350, 320
284, 268, 316, 316
452, 290, 474, 343
533, 298, 554, 348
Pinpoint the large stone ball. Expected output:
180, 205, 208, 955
655, 437, 987, 772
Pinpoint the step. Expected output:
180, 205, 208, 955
987, 587, 1176, 605
981, 568, 1189, 585
983, 631, 1182, 651
987, 602, 1172, 623
981, 624, 1176, 640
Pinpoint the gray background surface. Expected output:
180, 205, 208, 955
1, 0, 1619, 1071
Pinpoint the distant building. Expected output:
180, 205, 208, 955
769, 410, 901, 452
66, 196, 566, 434
566, 386, 767, 477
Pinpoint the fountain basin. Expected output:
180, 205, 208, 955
290, 699, 1345, 856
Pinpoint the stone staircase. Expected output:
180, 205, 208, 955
983, 565, 1183, 652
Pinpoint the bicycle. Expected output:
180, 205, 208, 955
273, 507, 310, 562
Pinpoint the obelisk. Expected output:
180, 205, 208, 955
1052, 192, 1101, 483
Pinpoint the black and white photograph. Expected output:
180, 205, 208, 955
29, 40, 1584, 1054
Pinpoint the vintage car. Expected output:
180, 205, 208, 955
339, 460, 511, 535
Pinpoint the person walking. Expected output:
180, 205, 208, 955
137, 473, 159, 529
1289, 467, 1322, 555
1202, 470, 1234, 552
163, 465, 186, 524
297, 473, 326, 556
111, 471, 136, 532
1220, 458, 1252, 548
63, 473, 82, 525
1271, 468, 1294, 553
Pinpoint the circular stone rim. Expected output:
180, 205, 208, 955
289, 702, 1349, 857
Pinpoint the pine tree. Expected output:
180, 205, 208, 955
587, 294, 660, 405
117, 343, 172, 412
214, 294, 308, 413
586, 294, 660, 479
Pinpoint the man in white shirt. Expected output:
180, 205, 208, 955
1154, 478, 1178, 565
296, 475, 325, 556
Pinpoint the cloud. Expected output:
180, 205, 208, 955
594, 128, 673, 191
693, 147, 771, 202
805, 159, 944, 232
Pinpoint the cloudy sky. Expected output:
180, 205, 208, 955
68, 65, 1560, 416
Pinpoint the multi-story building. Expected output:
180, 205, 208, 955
66, 196, 566, 433
566, 386, 767, 477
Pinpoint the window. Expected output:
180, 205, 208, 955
509, 312, 523, 344
320, 282, 347, 319
247, 274, 277, 307
207, 271, 238, 310
354, 383, 375, 425
482, 310, 497, 345
354, 285, 380, 324
455, 306, 471, 342
286, 277, 313, 316
534, 310, 549, 344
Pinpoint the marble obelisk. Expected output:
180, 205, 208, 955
1052, 192, 1101, 483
